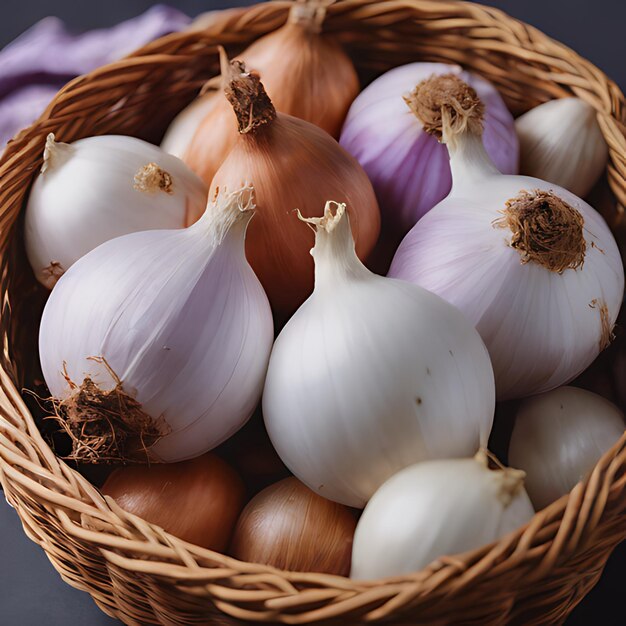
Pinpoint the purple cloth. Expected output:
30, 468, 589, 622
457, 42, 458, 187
0, 5, 190, 147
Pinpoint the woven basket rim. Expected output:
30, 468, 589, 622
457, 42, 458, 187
0, 1, 625, 623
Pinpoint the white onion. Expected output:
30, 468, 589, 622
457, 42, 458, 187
25, 134, 207, 288
39, 186, 272, 463
509, 386, 625, 510
516, 98, 608, 198
263, 201, 495, 508
351, 454, 535, 579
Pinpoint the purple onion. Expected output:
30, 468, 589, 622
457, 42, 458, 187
340, 62, 519, 249
0, 6, 190, 148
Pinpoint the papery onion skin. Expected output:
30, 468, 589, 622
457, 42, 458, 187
339, 63, 518, 244
182, 88, 238, 190
263, 203, 494, 508
241, 3, 359, 139
509, 386, 625, 510
25, 134, 207, 288
102, 454, 246, 551
389, 74, 624, 400
39, 187, 273, 463
350, 455, 534, 580
230, 477, 356, 575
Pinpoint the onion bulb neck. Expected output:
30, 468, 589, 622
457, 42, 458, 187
474, 449, 527, 507
494, 189, 586, 273
194, 184, 256, 246
404, 73, 485, 143
41, 133, 74, 174
220, 50, 277, 135
405, 73, 499, 185
298, 201, 370, 285
288, 0, 328, 33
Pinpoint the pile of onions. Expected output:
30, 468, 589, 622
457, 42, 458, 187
23, 9, 626, 585
203, 61, 380, 318
230, 477, 357, 575
103, 454, 245, 551
173, 0, 358, 178
340, 62, 518, 267
389, 74, 624, 399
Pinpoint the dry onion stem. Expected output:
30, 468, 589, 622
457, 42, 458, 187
48, 357, 165, 464
404, 73, 485, 140
223, 60, 277, 134
494, 190, 586, 273
133, 163, 174, 194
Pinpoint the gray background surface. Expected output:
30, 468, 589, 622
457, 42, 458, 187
1, 1, 625, 625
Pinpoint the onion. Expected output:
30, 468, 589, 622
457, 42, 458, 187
515, 98, 608, 198
509, 386, 625, 510
240, 0, 358, 138
230, 477, 357, 575
389, 73, 624, 399
263, 202, 495, 508
25, 134, 207, 288
39, 185, 273, 463
351, 453, 534, 579
102, 454, 246, 551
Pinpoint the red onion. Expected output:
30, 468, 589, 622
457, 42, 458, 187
340, 63, 518, 264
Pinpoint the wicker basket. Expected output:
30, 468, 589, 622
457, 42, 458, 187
0, 1, 625, 624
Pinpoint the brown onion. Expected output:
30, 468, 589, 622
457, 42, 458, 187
241, 0, 359, 138
183, 2, 358, 185
230, 477, 357, 575
205, 62, 380, 318
102, 454, 245, 551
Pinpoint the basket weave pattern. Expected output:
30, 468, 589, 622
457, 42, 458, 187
0, 1, 625, 624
